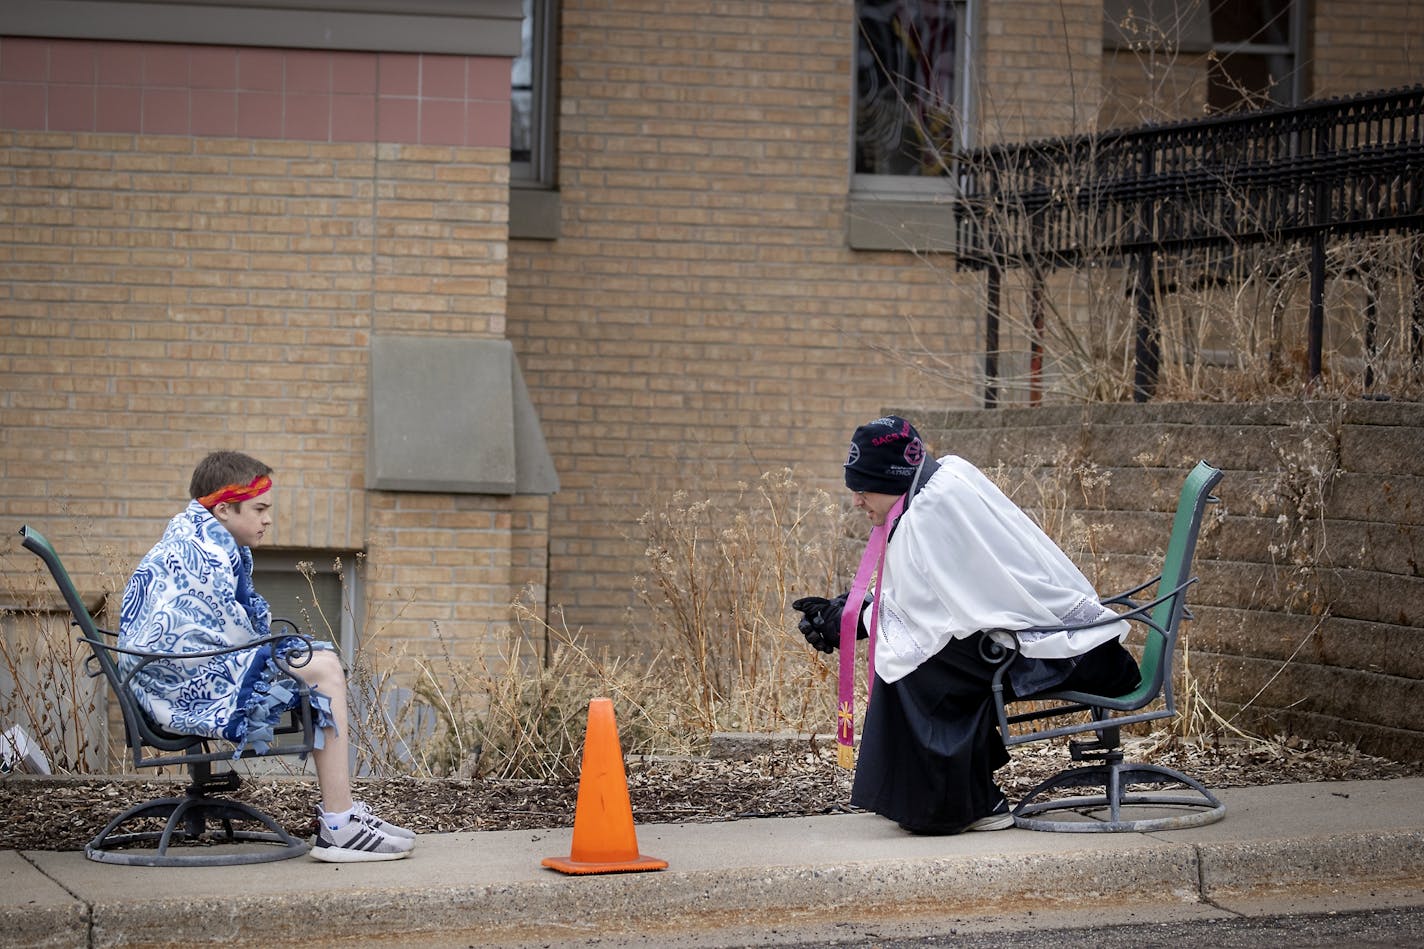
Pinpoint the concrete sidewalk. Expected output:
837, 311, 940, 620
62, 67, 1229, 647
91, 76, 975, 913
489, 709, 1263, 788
6, 778, 1423, 949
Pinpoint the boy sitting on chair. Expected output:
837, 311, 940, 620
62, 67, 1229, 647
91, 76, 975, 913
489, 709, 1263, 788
120, 450, 415, 863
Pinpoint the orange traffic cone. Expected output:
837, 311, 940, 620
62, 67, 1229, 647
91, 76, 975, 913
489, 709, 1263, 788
541, 697, 668, 875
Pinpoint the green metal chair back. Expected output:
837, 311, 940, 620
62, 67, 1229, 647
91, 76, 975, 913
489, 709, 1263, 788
992, 461, 1228, 831
1122, 460, 1223, 707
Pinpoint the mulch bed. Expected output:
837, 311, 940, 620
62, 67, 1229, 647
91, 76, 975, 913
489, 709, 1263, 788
3, 736, 1419, 852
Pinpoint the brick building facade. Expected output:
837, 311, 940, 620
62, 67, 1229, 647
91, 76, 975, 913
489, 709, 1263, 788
2, 1, 1421, 682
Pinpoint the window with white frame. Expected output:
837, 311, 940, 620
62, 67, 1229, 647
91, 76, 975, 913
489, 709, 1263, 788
1103, 0, 1305, 117
853, 0, 971, 191
848, 0, 971, 251
1205, 0, 1303, 111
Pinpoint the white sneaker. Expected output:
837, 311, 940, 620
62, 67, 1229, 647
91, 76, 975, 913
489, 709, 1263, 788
966, 811, 1015, 832
310, 815, 415, 863
966, 800, 1014, 832
351, 801, 417, 840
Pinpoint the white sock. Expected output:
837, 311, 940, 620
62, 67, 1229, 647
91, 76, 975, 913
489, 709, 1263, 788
322, 807, 353, 830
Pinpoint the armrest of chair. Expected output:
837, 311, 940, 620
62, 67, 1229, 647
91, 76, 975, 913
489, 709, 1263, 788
85, 622, 320, 755
1099, 574, 1162, 610
985, 577, 1197, 694
83, 624, 319, 702
999, 578, 1194, 650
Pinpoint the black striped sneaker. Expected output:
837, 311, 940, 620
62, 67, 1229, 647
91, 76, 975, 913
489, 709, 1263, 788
310, 814, 415, 863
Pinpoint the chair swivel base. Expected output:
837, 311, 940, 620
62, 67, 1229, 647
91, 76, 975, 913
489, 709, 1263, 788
1013, 761, 1227, 833
85, 793, 310, 867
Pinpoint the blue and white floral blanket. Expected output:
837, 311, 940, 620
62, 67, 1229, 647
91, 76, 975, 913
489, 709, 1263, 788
119, 500, 334, 755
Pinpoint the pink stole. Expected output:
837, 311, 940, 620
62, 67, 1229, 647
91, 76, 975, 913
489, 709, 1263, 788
836, 496, 905, 769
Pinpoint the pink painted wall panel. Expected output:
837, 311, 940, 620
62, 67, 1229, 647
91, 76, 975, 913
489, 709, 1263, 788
96, 45, 144, 85
142, 88, 188, 135
421, 55, 466, 98
0, 82, 45, 128
0, 37, 512, 147
376, 53, 419, 97
285, 92, 330, 140
95, 85, 140, 132
332, 52, 378, 95
142, 44, 191, 87
189, 47, 238, 90
47, 83, 94, 131
286, 53, 331, 94
418, 97, 463, 146
376, 94, 418, 142
237, 90, 283, 138
238, 49, 285, 92
466, 99, 513, 149
466, 57, 510, 98
50, 41, 99, 83
331, 94, 376, 142
191, 89, 238, 137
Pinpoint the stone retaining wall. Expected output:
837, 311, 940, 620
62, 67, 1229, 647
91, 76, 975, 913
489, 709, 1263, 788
906, 401, 1424, 763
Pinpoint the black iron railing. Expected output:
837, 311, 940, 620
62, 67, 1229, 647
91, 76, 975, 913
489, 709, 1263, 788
954, 84, 1424, 404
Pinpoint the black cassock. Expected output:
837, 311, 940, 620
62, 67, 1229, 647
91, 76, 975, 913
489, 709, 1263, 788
851, 633, 1140, 834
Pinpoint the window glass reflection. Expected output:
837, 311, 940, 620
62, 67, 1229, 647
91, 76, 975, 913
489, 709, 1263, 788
855, 0, 960, 177
511, 0, 534, 165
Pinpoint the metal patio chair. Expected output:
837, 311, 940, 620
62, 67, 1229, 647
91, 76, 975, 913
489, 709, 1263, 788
19, 524, 319, 866
988, 461, 1227, 832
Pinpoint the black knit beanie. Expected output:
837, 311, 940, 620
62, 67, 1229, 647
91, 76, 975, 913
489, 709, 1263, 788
843, 416, 926, 494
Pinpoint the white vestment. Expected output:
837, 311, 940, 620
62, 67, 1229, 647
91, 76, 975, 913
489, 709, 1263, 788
869, 456, 1130, 684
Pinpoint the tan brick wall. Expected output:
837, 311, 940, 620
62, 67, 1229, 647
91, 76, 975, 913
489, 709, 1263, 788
504, 0, 1423, 647
507, 1, 1060, 641
5, 1, 1419, 676
363, 490, 549, 670
372, 144, 510, 337
3, 132, 375, 570
0, 129, 524, 669
1312, 0, 1424, 99
1099, 49, 1210, 128
979, 0, 1104, 142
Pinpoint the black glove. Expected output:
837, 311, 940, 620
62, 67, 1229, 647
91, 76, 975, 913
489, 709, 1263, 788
791, 593, 858, 653
791, 595, 837, 652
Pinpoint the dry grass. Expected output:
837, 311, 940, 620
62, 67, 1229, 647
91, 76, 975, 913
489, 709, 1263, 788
632, 469, 860, 737
0, 607, 104, 774
358, 468, 871, 782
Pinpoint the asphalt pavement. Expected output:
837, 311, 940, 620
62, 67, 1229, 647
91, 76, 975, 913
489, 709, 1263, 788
4, 777, 1423, 948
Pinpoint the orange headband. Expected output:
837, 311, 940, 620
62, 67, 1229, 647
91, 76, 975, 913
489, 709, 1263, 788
197, 474, 272, 510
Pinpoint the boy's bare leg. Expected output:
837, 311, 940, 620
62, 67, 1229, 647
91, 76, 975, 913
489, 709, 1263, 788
289, 649, 353, 814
